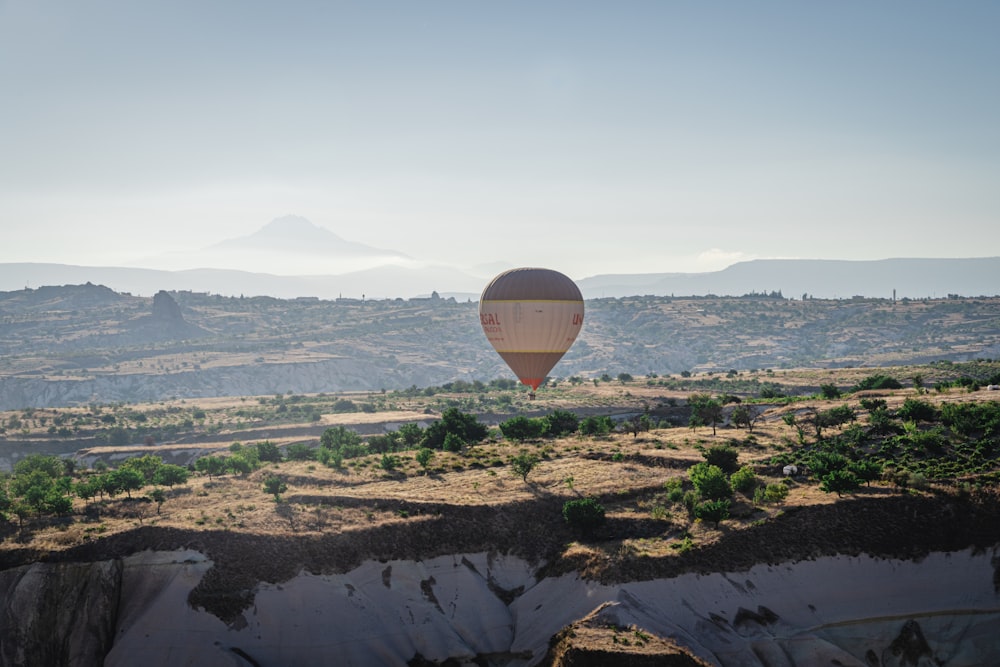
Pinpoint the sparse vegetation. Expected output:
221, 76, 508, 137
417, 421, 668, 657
2, 361, 1000, 615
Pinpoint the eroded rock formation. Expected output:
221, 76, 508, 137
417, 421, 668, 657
2, 548, 999, 666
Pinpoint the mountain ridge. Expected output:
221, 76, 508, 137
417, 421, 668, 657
1, 257, 997, 300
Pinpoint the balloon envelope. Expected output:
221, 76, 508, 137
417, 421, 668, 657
479, 267, 584, 391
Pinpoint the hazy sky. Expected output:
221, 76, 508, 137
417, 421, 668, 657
2, 1, 998, 279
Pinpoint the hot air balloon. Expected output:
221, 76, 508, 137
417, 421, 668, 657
479, 267, 584, 398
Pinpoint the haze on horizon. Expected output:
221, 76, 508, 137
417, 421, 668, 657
2, 2, 998, 280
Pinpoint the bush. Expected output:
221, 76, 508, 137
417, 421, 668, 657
499, 416, 547, 442
544, 410, 580, 437
415, 447, 435, 470
320, 426, 367, 459
730, 466, 757, 494
263, 474, 287, 500
579, 415, 614, 436
256, 440, 283, 462
562, 497, 606, 536
510, 452, 539, 482
819, 383, 842, 399
694, 499, 730, 527
808, 451, 850, 479
423, 408, 489, 449
285, 443, 316, 461
688, 462, 732, 501
702, 445, 739, 473
664, 478, 685, 503
852, 374, 902, 391
754, 483, 789, 504
897, 398, 938, 423
819, 469, 861, 496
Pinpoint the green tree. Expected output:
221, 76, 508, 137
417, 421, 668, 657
74, 476, 101, 506
579, 415, 614, 436
819, 469, 861, 497
263, 474, 288, 501
367, 432, 401, 454
379, 453, 402, 472
897, 398, 938, 423
730, 404, 761, 432
819, 383, 842, 399
285, 443, 316, 461
510, 452, 539, 482
808, 451, 851, 478
110, 468, 145, 499
852, 373, 902, 391
397, 423, 425, 448
194, 455, 227, 479
562, 497, 606, 537
544, 410, 579, 437
0, 477, 13, 519
152, 464, 189, 487
688, 462, 732, 501
255, 440, 283, 462
702, 445, 739, 474
689, 394, 723, 435
148, 487, 166, 514
695, 499, 730, 528
423, 408, 488, 449
226, 455, 255, 477
730, 466, 758, 494
320, 426, 366, 459
13, 454, 64, 479
122, 454, 164, 483
850, 459, 883, 486
415, 447, 435, 470
500, 416, 547, 442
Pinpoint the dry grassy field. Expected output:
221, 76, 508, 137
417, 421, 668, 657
4, 364, 999, 587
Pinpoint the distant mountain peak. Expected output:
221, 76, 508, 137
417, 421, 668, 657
256, 215, 341, 241
209, 216, 409, 259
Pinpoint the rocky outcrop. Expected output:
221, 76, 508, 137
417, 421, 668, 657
152, 290, 183, 322
1, 548, 998, 666
0, 559, 121, 667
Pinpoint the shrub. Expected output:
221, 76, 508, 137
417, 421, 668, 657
423, 408, 489, 449
320, 426, 367, 459
730, 466, 757, 494
579, 415, 614, 436
415, 447, 435, 470
852, 374, 902, 391
897, 398, 938, 423
562, 497, 606, 536
819, 383, 842, 399
703, 445, 739, 474
255, 440, 283, 463
285, 443, 316, 461
819, 469, 861, 496
688, 462, 732, 501
510, 452, 539, 482
664, 478, 685, 503
152, 464, 189, 487
499, 416, 547, 442
808, 451, 851, 479
544, 410, 579, 437
694, 499, 730, 527
754, 482, 789, 504
262, 474, 287, 501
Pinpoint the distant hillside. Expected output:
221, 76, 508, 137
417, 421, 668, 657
577, 257, 1000, 300
1, 284, 999, 408
1, 257, 996, 301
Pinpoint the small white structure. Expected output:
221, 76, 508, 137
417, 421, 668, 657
783, 464, 798, 476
